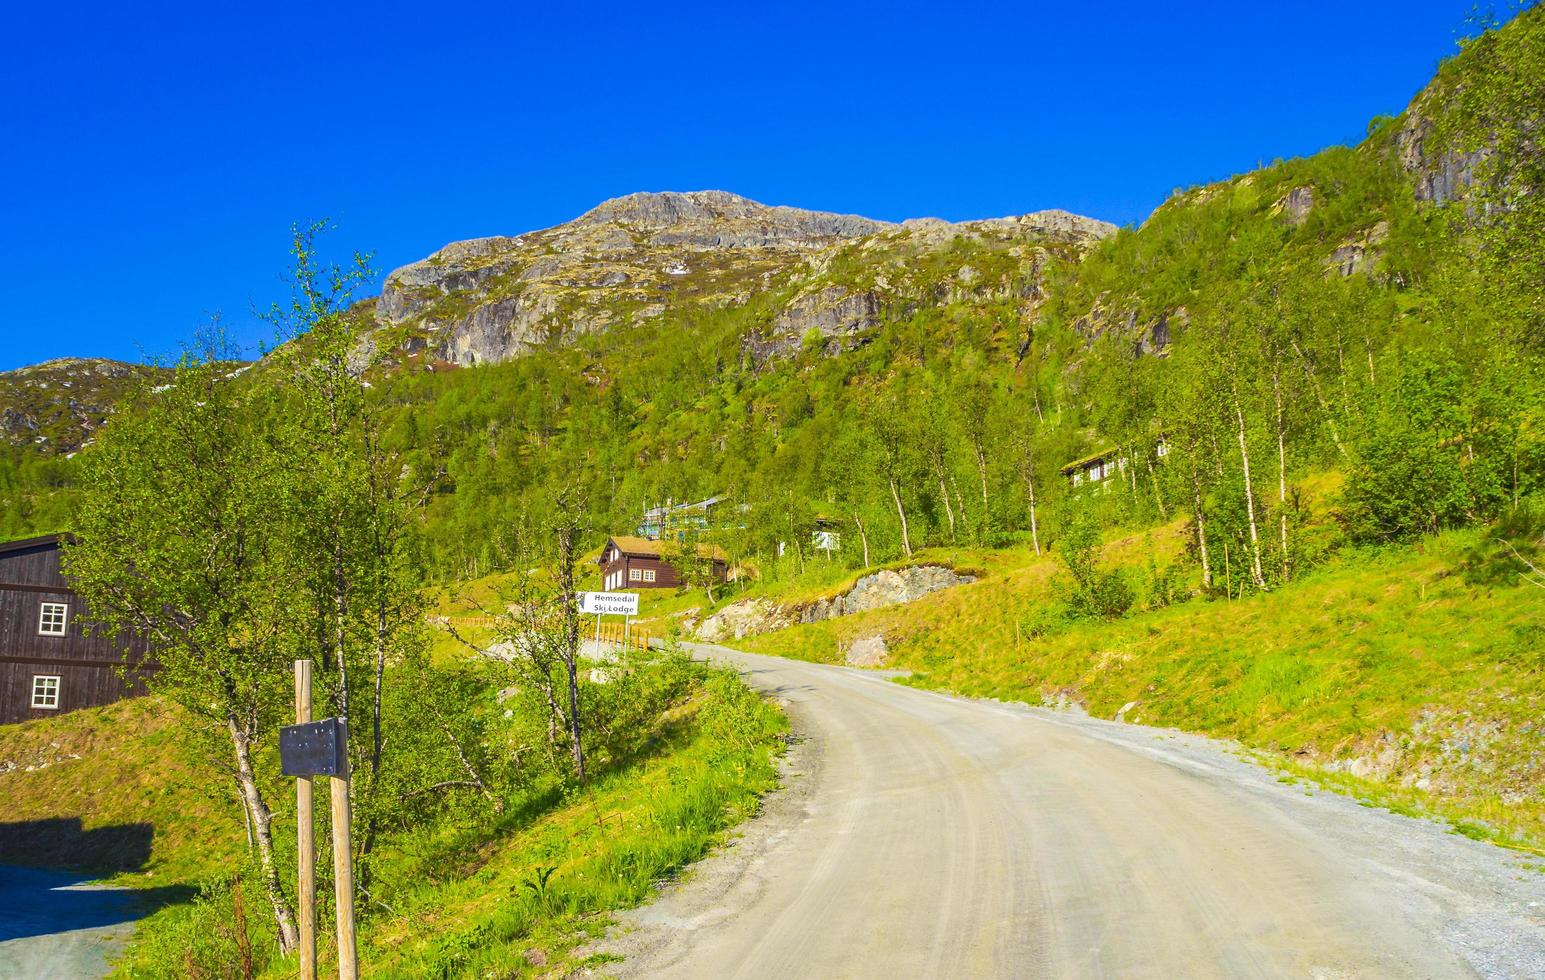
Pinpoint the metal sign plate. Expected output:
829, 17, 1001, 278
280, 717, 347, 777
579, 591, 639, 616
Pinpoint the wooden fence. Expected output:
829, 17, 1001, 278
430, 614, 652, 653
594, 621, 651, 653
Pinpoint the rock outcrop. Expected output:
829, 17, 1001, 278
696, 565, 976, 642
745, 286, 881, 362
696, 599, 794, 643
0, 358, 169, 454
845, 634, 889, 668
799, 566, 976, 623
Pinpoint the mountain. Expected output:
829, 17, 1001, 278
361, 190, 1115, 368
0, 358, 168, 456
0, 4, 1540, 574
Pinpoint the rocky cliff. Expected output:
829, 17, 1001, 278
364, 191, 1115, 370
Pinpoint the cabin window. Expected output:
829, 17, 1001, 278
31, 675, 61, 709
642, 569, 656, 583
38, 602, 69, 636
629, 568, 643, 582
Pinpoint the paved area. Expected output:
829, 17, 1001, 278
0, 865, 149, 978
595, 644, 1545, 978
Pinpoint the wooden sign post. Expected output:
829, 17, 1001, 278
330, 720, 358, 980
280, 675, 358, 979
295, 661, 316, 980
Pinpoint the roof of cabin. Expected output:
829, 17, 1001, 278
602, 535, 729, 562
640, 496, 725, 520
1059, 448, 1118, 474
0, 533, 65, 555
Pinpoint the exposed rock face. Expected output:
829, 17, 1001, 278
697, 599, 793, 643
746, 286, 881, 362
845, 634, 889, 668
1327, 221, 1390, 277
696, 565, 975, 643
1277, 186, 1316, 225
1073, 299, 1183, 357
1395, 115, 1489, 205
800, 566, 976, 622
364, 191, 1115, 370
571, 190, 893, 248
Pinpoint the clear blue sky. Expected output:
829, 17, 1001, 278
0, 1, 1492, 370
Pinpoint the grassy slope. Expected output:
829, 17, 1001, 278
106, 659, 783, 979
0, 697, 245, 881
736, 528, 1545, 853
0, 657, 784, 978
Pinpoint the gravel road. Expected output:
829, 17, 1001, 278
0, 865, 148, 978
594, 644, 1545, 978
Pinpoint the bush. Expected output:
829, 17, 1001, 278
1054, 508, 1134, 619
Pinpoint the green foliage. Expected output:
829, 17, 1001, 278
1053, 506, 1134, 619
110, 653, 786, 978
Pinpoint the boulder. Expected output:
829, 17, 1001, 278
845, 634, 889, 668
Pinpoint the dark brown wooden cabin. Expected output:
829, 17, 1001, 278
598, 536, 729, 591
0, 535, 155, 725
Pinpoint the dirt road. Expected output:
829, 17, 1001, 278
596, 644, 1545, 978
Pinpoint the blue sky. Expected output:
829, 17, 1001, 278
0, 1, 1493, 370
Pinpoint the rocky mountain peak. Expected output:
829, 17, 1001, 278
571, 190, 894, 247
369, 190, 1115, 369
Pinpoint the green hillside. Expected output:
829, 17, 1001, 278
3, 7, 1541, 580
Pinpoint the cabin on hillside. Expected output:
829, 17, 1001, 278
636, 496, 726, 540
0, 535, 155, 725
599, 536, 730, 591
1060, 438, 1169, 493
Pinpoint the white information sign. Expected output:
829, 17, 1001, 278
579, 591, 639, 616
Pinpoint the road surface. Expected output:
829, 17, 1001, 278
595, 644, 1545, 978
0, 865, 149, 978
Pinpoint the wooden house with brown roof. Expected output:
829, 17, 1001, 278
598, 536, 729, 591
0, 534, 155, 724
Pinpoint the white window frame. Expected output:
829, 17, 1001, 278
31, 674, 61, 709
642, 568, 656, 583
38, 602, 69, 636
629, 568, 643, 582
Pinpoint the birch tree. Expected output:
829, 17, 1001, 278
65, 330, 304, 953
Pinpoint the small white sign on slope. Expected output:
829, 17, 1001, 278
579, 591, 639, 616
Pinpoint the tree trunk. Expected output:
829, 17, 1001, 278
228, 715, 298, 954
1289, 337, 1348, 459
1233, 396, 1267, 589
556, 525, 586, 782
974, 447, 990, 520
1024, 465, 1042, 557
852, 512, 871, 569
1189, 460, 1212, 591
1146, 455, 1168, 519
939, 477, 956, 541
889, 477, 912, 557
333, 540, 350, 725
1272, 363, 1290, 583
